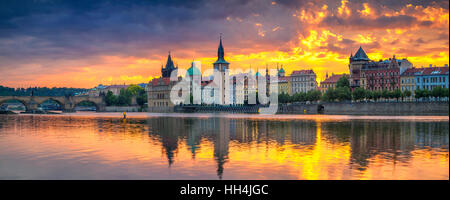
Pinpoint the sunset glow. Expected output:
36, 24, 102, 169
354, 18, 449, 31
0, 0, 448, 88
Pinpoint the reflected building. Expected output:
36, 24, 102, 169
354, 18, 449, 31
321, 120, 449, 170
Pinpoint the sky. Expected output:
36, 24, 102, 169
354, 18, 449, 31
0, 0, 448, 88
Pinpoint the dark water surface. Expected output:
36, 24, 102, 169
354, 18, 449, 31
0, 112, 448, 180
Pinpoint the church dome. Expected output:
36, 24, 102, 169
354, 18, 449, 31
186, 65, 201, 76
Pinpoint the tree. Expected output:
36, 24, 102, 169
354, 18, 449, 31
392, 89, 402, 102
431, 86, 444, 101
126, 84, 144, 95
278, 93, 290, 104
105, 91, 117, 106
336, 76, 350, 88
336, 87, 351, 102
403, 90, 411, 102
443, 88, 449, 100
381, 89, 390, 101
352, 88, 366, 102
117, 88, 132, 106
322, 88, 337, 102
365, 90, 374, 101
307, 90, 322, 102
373, 90, 381, 102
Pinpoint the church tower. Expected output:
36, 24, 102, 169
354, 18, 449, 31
213, 35, 230, 71
161, 52, 178, 78
213, 35, 230, 105
348, 46, 370, 88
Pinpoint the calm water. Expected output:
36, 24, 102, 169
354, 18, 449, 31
0, 113, 448, 180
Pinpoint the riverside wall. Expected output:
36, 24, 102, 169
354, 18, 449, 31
278, 102, 449, 115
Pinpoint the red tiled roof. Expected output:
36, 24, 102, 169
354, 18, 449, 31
401, 68, 423, 76
364, 68, 399, 74
291, 70, 315, 75
417, 67, 449, 76
277, 76, 290, 82
320, 74, 346, 84
106, 85, 129, 89
151, 77, 171, 86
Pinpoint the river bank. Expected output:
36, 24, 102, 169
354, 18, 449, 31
172, 102, 449, 115
278, 101, 449, 115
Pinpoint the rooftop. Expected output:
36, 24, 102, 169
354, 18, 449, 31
291, 70, 315, 75
321, 74, 346, 84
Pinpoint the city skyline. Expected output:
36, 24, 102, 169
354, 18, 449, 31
0, 0, 449, 88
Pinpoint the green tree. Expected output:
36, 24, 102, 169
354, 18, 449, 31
336, 76, 350, 88
126, 84, 144, 95
431, 86, 444, 101
381, 89, 390, 101
443, 88, 449, 100
403, 90, 411, 101
373, 90, 381, 102
336, 87, 351, 102
322, 88, 337, 102
392, 89, 402, 102
365, 90, 373, 101
352, 87, 366, 102
117, 88, 132, 106
105, 91, 117, 106
307, 90, 322, 102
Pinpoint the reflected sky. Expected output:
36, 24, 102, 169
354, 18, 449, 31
0, 114, 448, 180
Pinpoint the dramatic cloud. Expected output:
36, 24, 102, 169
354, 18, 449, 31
0, 0, 448, 87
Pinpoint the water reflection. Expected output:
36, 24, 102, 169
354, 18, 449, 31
0, 114, 448, 179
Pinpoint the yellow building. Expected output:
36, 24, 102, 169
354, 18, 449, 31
320, 74, 346, 94
400, 68, 421, 100
277, 76, 290, 95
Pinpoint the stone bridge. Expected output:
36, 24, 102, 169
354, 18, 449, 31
0, 96, 106, 112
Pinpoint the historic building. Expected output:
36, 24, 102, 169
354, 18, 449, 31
414, 66, 449, 90
349, 47, 413, 90
161, 52, 178, 78
213, 36, 230, 105
88, 84, 128, 97
277, 64, 286, 77
277, 76, 289, 95
361, 68, 400, 91
400, 68, 423, 99
319, 73, 347, 94
289, 70, 317, 94
147, 53, 181, 112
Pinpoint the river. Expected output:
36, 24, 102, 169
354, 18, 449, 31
0, 112, 448, 180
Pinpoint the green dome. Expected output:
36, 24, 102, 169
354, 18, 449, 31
255, 71, 261, 76
186, 65, 201, 76
279, 67, 285, 73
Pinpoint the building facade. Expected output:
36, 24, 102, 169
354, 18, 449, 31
320, 74, 346, 94
289, 70, 317, 94
400, 68, 422, 99
147, 54, 182, 112
415, 66, 449, 90
213, 36, 230, 105
349, 47, 412, 90
361, 68, 400, 91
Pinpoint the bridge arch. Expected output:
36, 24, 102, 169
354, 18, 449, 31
0, 98, 29, 111
37, 98, 65, 111
74, 100, 99, 111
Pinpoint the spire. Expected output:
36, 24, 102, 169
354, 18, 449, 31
165, 51, 175, 69
214, 34, 229, 64
354, 46, 369, 61
218, 34, 224, 60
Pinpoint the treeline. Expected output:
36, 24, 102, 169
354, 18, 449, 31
278, 76, 449, 104
0, 85, 87, 96
105, 84, 147, 107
